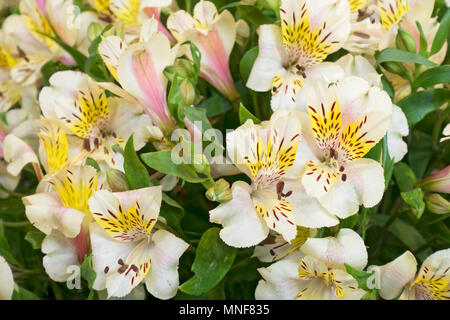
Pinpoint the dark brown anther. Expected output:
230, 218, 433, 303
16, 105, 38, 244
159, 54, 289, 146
276, 181, 285, 200
341, 174, 347, 182
339, 166, 345, 172
118, 258, 124, 266
104, 266, 109, 274
118, 264, 128, 274
330, 148, 338, 160
83, 139, 91, 151
284, 190, 293, 198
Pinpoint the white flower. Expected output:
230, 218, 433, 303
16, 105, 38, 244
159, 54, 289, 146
247, 0, 351, 110
296, 76, 392, 219
88, 186, 189, 299
0, 256, 14, 300
167, 1, 240, 101
39, 71, 152, 170
210, 109, 340, 248
369, 249, 450, 300
255, 229, 367, 300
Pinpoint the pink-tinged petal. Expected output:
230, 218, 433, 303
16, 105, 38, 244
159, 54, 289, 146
145, 229, 189, 299
117, 33, 176, 133
141, 7, 175, 42
3, 134, 39, 177
181, 10, 239, 102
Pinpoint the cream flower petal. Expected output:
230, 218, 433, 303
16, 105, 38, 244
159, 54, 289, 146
0, 256, 14, 300
387, 105, 409, 163
368, 251, 417, 300
99, 36, 127, 82
105, 239, 153, 298
301, 228, 368, 270
255, 259, 304, 300
89, 223, 137, 291
284, 179, 339, 228
23, 192, 85, 238
209, 181, 269, 248
344, 158, 385, 208
145, 229, 189, 300
41, 231, 80, 282
246, 24, 286, 92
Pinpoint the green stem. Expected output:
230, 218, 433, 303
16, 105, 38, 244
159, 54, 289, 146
0, 185, 27, 198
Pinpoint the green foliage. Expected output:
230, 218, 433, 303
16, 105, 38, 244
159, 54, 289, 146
179, 228, 237, 295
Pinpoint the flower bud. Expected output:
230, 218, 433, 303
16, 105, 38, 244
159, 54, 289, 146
381, 61, 406, 75
425, 193, 450, 214
236, 19, 250, 47
397, 28, 417, 53
145, 124, 164, 141
422, 166, 450, 194
193, 154, 210, 175
206, 179, 232, 203
87, 22, 103, 42
179, 79, 195, 106
106, 169, 129, 192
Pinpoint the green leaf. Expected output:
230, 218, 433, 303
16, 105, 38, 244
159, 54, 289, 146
88, 24, 113, 56
396, 89, 450, 125
412, 66, 450, 91
0, 220, 21, 267
344, 263, 374, 291
239, 46, 258, 83
393, 162, 417, 192
179, 228, 237, 295
430, 9, 450, 55
198, 93, 232, 117
221, 3, 272, 25
239, 103, 261, 125
141, 150, 209, 183
382, 137, 395, 190
123, 135, 150, 190
25, 230, 45, 250
12, 284, 40, 300
388, 219, 427, 251
375, 48, 436, 68
401, 188, 425, 219
80, 255, 97, 290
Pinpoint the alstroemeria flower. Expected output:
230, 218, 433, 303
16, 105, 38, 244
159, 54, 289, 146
39, 71, 152, 169
422, 166, 450, 194
0, 256, 14, 300
88, 0, 174, 41
296, 76, 392, 219
0, 0, 101, 110
336, 54, 409, 162
22, 165, 98, 281
88, 186, 189, 299
368, 249, 450, 300
255, 229, 367, 300
99, 31, 177, 135
209, 109, 340, 249
167, 1, 240, 102
247, 0, 351, 110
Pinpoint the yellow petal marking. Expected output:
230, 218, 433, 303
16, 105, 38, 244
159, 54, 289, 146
38, 121, 68, 174
280, 2, 337, 66
93, 201, 157, 242
378, 0, 410, 30
50, 166, 97, 214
